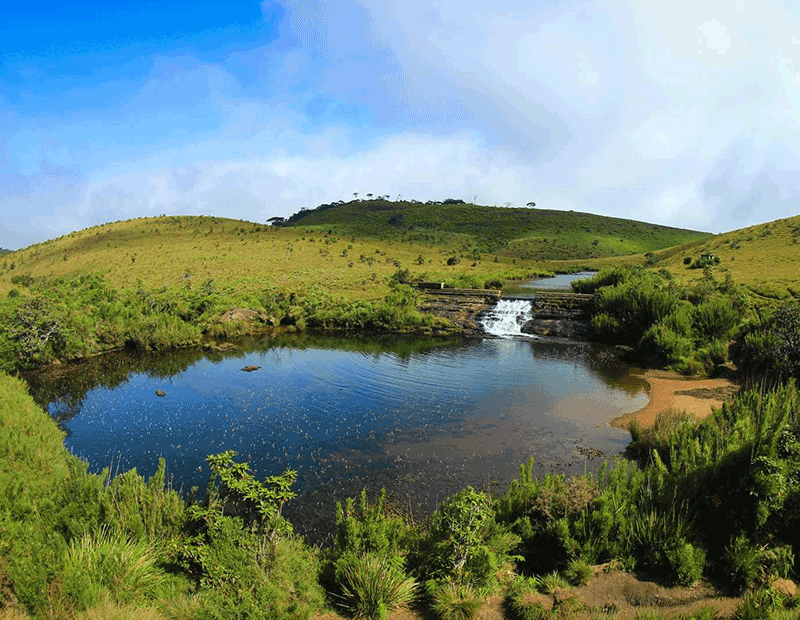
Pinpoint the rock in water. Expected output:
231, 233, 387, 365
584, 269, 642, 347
155, 389, 166, 397
241, 365, 260, 372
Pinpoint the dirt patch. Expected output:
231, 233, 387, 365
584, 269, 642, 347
313, 570, 742, 620
573, 571, 739, 618
611, 369, 740, 430
674, 385, 739, 400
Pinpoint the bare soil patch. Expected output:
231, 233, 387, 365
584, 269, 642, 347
313, 570, 742, 620
611, 368, 740, 430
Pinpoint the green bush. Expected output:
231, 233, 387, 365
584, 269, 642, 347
564, 558, 593, 586
693, 295, 742, 342
506, 576, 550, 620
334, 488, 409, 560
636, 323, 694, 367
62, 527, 167, 609
334, 551, 417, 619
419, 487, 519, 590
589, 312, 620, 341
428, 579, 483, 620
732, 302, 800, 383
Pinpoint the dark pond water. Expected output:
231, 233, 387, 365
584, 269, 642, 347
28, 332, 647, 542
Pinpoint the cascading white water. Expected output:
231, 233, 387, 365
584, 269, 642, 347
480, 299, 534, 337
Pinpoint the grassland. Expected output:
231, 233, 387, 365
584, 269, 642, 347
643, 214, 800, 301
0, 215, 555, 302
282, 199, 711, 259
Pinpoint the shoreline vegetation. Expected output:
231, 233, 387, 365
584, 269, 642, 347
2, 208, 800, 618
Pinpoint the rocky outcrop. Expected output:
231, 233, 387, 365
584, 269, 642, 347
219, 308, 273, 325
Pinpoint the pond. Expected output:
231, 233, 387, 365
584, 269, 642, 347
27, 332, 648, 543
511, 271, 597, 293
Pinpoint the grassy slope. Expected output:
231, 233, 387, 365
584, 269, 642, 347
1, 210, 798, 308
0, 373, 72, 507
284, 200, 711, 259
0, 215, 569, 301
649, 214, 800, 299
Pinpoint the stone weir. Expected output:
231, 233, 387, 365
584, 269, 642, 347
414, 283, 501, 336
503, 291, 594, 339
415, 283, 595, 340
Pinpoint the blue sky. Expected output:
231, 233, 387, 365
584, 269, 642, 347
3, 0, 800, 249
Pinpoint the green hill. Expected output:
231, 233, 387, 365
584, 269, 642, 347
282, 199, 711, 260
648, 214, 800, 300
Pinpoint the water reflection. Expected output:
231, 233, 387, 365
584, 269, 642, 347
28, 333, 648, 543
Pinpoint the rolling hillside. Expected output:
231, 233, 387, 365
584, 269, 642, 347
0, 215, 549, 301
282, 199, 711, 260
649, 214, 800, 300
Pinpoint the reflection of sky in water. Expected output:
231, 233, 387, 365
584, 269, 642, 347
52, 337, 648, 540
522, 271, 597, 290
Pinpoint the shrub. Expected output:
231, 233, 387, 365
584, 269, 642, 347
428, 580, 483, 620
506, 577, 550, 620
590, 312, 620, 341
636, 323, 693, 367
693, 296, 741, 342
62, 527, 167, 609
335, 552, 417, 619
732, 303, 800, 383
419, 487, 519, 590
564, 558, 593, 586
334, 488, 409, 560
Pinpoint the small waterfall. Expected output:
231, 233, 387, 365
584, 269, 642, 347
480, 299, 534, 337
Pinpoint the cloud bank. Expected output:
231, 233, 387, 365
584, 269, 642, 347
3, 0, 800, 248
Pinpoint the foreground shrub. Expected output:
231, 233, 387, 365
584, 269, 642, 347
732, 302, 800, 384
419, 487, 519, 590
62, 527, 167, 609
506, 576, 550, 620
428, 579, 483, 620
335, 552, 417, 619
564, 558, 593, 586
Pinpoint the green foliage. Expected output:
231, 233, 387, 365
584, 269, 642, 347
420, 487, 519, 590
637, 323, 694, 366
428, 579, 483, 620
564, 558, 593, 586
101, 459, 186, 543
690, 254, 721, 269
62, 527, 167, 609
334, 488, 408, 559
585, 266, 746, 373
203, 450, 296, 533
506, 576, 550, 620
334, 552, 417, 620
732, 302, 800, 383
693, 295, 741, 342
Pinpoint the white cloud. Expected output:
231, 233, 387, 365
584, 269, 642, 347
5, 0, 800, 248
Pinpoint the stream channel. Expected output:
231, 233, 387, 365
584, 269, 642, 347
27, 273, 649, 542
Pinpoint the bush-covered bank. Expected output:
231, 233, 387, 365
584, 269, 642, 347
574, 266, 757, 376
0, 273, 455, 374
4, 368, 800, 619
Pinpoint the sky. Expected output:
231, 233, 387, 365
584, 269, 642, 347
2, 0, 800, 250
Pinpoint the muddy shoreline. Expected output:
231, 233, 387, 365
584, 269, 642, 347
610, 367, 741, 430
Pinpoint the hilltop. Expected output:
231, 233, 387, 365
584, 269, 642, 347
280, 199, 711, 260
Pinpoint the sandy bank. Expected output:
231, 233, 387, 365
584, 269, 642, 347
611, 368, 740, 430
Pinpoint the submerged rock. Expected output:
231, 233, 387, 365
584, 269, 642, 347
241, 365, 260, 372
